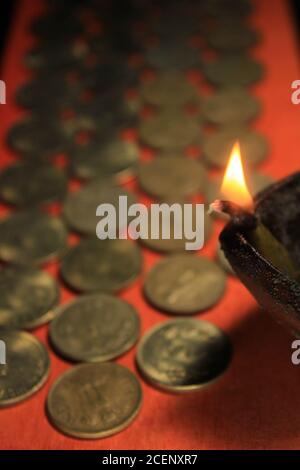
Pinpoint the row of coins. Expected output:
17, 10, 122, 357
0, 0, 265, 440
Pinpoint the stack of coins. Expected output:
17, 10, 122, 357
0, 0, 272, 439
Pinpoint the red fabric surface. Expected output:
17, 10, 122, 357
0, 0, 300, 451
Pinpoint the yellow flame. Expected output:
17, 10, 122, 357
221, 142, 253, 209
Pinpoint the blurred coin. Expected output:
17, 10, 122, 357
7, 117, 65, 159
0, 266, 59, 329
202, 88, 260, 126
50, 294, 140, 362
24, 43, 86, 71
70, 139, 139, 181
0, 211, 67, 265
136, 318, 232, 392
61, 238, 142, 293
47, 363, 142, 438
0, 163, 67, 207
203, 129, 268, 168
140, 73, 198, 107
139, 113, 201, 150
63, 180, 137, 235
145, 43, 201, 70
140, 200, 212, 253
144, 254, 226, 314
203, 57, 263, 87
205, 171, 274, 203
201, 0, 252, 17
0, 330, 50, 407
206, 27, 259, 52
138, 157, 206, 199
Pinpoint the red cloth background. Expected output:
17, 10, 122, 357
0, 0, 300, 451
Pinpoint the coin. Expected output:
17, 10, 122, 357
63, 180, 137, 235
0, 330, 50, 407
202, 57, 263, 87
217, 244, 235, 275
201, 0, 252, 18
70, 139, 139, 181
203, 129, 268, 168
0, 266, 59, 329
138, 157, 206, 199
139, 113, 201, 151
24, 43, 85, 71
136, 318, 232, 392
6, 117, 65, 158
46, 363, 142, 438
140, 73, 198, 107
145, 43, 201, 70
0, 211, 67, 265
202, 88, 260, 126
140, 199, 212, 253
61, 238, 142, 293
15, 77, 79, 112
0, 163, 68, 207
50, 294, 140, 362
144, 254, 226, 314
205, 171, 274, 204
206, 27, 259, 52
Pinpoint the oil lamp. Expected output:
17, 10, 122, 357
210, 143, 300, 338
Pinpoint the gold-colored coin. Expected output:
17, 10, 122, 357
137, 319, 232, 392
47, 363, 142, 439
0, 330, 50, 407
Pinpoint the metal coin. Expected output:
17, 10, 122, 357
15, 77, 80, 112
70, 139, 139, 181
203, 129, 268, 168
140, 200, 212, 253
46, 363, 142, 438
202, 88, 261, 126
140, 73, 198, 108
0, 266, 59, 329
206, 27, 259, 52
145, 43, 201, 70
0, 211, 67, 265
6, 117, 65, 159
136, 318, 232, 392
139, 113, 201, 151
205, 171, 274, 204
0, 330, 50, 407
61, 238, 142, 293
217, 244, 235, 275
201, 0, 252, 18
144, 254, 227, 314
63, 180, 137, 235
203, 57, 264, 87
50, 294, 140, 362
0, 163, 67, 207
24, 43, 85, 71
138, 157, 206, 199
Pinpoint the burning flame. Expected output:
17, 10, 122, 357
221, 142, 253, 209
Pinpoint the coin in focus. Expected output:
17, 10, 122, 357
202, 88, 261, 126
46, 363, 142, 438
0, 211, 67, 265
50, 294, 140, 362
63, 180, 137, 235
61, 238, 142, 293
140, 72, 198, 108
0, 330, 50, 407
144, 254, 226, 314
0, 163, 67, 207
138, 157, 206, 199
203, 129, 268, 168
0, 266, 59, 329
202, 57, 263, 87
136, 318, 232, 392
139, 112, 201, 151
